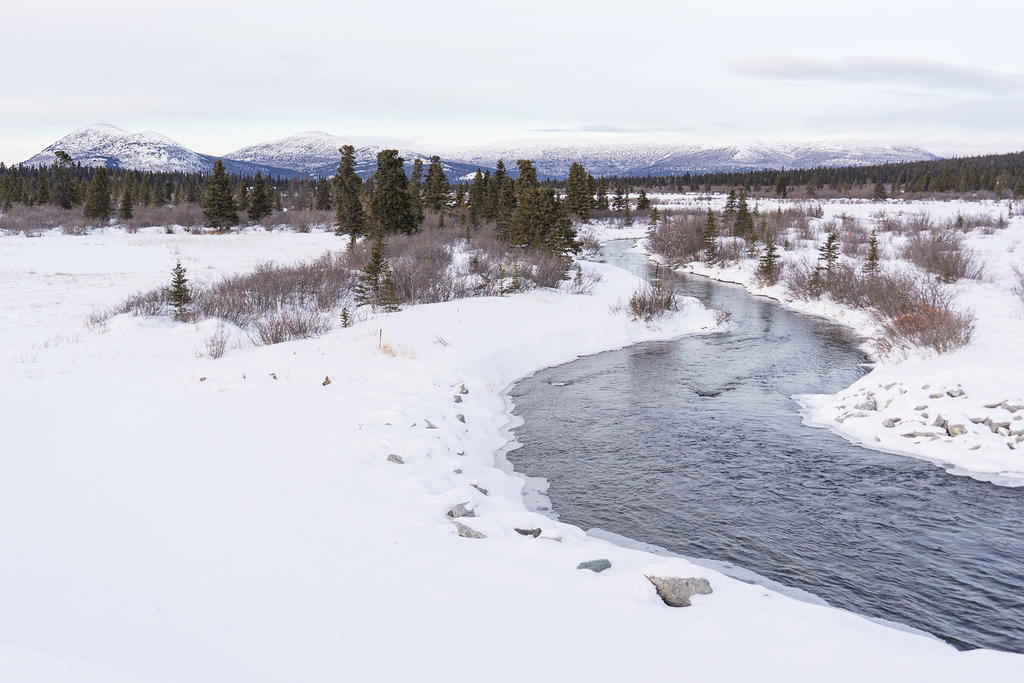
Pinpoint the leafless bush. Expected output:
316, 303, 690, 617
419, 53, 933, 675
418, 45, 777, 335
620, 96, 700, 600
388, 234, 461, 304
576, 227, 602, 257
0, 205, 81, 234
941, 212, 994, 232
267, 209, 333, 232
250, 310, 331, 345
124, 203, 204, 229
646, 213, 702, 264
877, 304, 975, 354
1014, 265, 1024, 304
204, 324, 230, 359
901, 231, 984, 282
564, 264, 603, 294
628, 282, 678, 321
60, 223, 90, 236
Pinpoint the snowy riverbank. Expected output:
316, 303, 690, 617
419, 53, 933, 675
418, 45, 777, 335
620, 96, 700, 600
638, 195, 1024, 487
2, 227, 1023, 681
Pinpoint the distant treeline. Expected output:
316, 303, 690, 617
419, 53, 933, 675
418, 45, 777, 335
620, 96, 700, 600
582, 150, 1024, 197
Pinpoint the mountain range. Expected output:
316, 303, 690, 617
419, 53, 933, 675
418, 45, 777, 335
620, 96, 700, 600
20, 124, 941, 180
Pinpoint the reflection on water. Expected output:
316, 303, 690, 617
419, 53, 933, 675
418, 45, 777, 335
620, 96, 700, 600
508, 241, 1024, 653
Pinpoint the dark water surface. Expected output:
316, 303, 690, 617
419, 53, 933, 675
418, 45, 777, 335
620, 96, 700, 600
507, 240, 1024, 653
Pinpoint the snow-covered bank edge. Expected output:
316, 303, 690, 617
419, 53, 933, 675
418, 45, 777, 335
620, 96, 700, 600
634, 233, 1024, 487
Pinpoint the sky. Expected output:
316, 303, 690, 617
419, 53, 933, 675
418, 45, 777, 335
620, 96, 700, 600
3, 0, 1023, 164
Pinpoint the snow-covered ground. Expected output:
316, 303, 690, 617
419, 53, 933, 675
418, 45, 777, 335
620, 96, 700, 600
2, 226, 1023, 681
643, 193, 1024, 486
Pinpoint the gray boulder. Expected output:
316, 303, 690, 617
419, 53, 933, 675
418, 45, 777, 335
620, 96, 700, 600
577, 559, 612, 573
646, 576, 713, 607
453, 521, 485, 539
447, 502, 475, 519
386, 454, 404, 464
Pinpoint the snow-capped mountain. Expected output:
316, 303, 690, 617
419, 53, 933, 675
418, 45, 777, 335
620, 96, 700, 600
223, 131, 484, 179
454, 141, 939, 179
20, 124, 298, 178
21, 125, 940, 180
22, 124, 208, 174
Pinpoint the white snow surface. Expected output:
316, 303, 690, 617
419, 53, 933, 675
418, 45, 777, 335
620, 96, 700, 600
1, 227, 1022, 681
643, 193, 1024, 486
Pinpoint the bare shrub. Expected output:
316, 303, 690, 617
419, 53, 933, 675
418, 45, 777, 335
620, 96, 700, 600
251, 310, 331, 345
628, 282, 678, 321
564, 264, 603, 294
204, 324, 230, 359
125, 203, 204, 229
0, 205, 81, 234
268, 209, 333, 232
576, 227, 602, 257
389, 235, 460, 304
1014, 265, 1024, 304
941, 212, 993, 232
647, 213, 701, 264
877, 304, 975, 354
901, 231, 984, 282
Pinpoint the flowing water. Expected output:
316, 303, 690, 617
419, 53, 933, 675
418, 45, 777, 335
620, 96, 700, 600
507, 240, 1024, 653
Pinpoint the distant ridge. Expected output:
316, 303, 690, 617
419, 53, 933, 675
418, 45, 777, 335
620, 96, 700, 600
21, 124, 941, 179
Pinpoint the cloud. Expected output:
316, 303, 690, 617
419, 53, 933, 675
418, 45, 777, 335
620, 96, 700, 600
730, 56, 1024, 93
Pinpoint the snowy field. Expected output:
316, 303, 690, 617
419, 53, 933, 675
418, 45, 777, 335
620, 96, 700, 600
2, 226, 1023, 681
641, 193, 1024, 487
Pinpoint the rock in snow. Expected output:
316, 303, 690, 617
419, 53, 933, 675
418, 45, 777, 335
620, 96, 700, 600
577, 559, 612, 573
646, 576, 713, 607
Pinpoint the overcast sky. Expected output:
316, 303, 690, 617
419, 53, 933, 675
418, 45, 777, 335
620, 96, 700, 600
3, 0, 1023, 163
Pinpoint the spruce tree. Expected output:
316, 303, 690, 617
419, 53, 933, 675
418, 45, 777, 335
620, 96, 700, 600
186, 177, 201, 203
515, 160, 539, 199
636, 188, 651, 210
247, 171, 272, 223
314, 177, 332, 210
873, 181, 887, 201
702, 209, 718, 263
733, 188, 753, 237
407, 158, 425, 226
334, 145, 366, 240
757, 233, 780, 284
723, 188, 737, 218
118, 176, 134, 220
508, 186, 580, 258
167, 261, 192, 321
53, 151, 75, 209
423, 155, 449, 213
35, 173, 50, 205
371, 150, 417, 235
818, 232, 840, 272
864, 229, 880, 275
202, 160, 238, 229
775, 175, 788, 197
355, 234, 399, 310
83, 167, 111, 221
623, 188, 632, 226
468, 169, 486, 227
564, 162, 592, 219
596, 177, 610, 211
611, 186, 625, 211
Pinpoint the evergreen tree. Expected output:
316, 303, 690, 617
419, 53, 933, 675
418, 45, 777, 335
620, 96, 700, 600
623, 188, 632, 226
596, 177, 610, 211
83, 167, 111, 221
864, 229, 880, 275
167, 261, 192, 322
508, 186, 579, 257
873, 181, 888, 200
202, 160, 238, 228
723, 188, 737, 218
407, 158, 424, 226
733, 188, 753, 237
248, 171, 273, 223
314, 177, 332, 210
564, 161, 592, 219
611, 186, 625, 211
649, 206, 660, 224
757, 233, 780, 284
468, 169, 487, 227
702, 209, 718, 263
235, 181, 249, 212
186, 177, 201, 203
636, 187, 651, 210
53, 151, 75, 209
818, 232, 840, 272
35, 173, 50, 205
151, 176, 166, 206
423, 155, 449, 213
334, 145, 366, 240
515, 159, 539, 199
370, 149, 417, 235
355, 234, 398, 310
118, 175, 134, 220
775, 174, 788, 197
